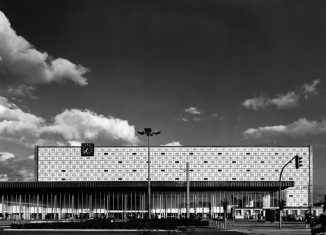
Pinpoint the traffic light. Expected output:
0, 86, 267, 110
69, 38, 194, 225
295, 155, 303, 169
279, 200, 286, 210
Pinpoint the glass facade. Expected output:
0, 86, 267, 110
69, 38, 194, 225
0, 189, 283, 220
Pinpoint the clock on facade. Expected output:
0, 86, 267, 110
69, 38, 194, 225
81, 143, 94, 156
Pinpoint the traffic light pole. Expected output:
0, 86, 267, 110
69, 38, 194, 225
186, 162, 190, 219
278, 155, 297, 229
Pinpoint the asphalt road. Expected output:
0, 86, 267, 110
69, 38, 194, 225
0, 229, 247, 235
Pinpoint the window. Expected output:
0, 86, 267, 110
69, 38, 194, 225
204, 161, 208, 163
175, 178, 179, 180
275, 153, 278, 155
132, 169, 137, 172
175, 161, 179, 163
104, 170, 108, 172
261, 178, 265, 180
204, 178, 208, 180
189, 169, 194, 172
218, 153, 222, 155
61, 170, 66, 172
118, 178, 123, 180
118, 161, 123, 163
275, 169, 279, 172
218, 169, 222, 172
246, 153, 250, 155
289, 195, 293, 197
289, 178, 294, 180
104, 153, 108, 155
261, 161, 264, 163
132, 153, 137, 155
61, 178, 66, 181
246, 169, 251, 172
232, 161, 236, 163
161, 153, 165, 155
232, 178, 236, 180
189, 152, 194, 155
161, 169, 165, 172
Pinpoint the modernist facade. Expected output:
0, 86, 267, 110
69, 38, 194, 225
0, 146, 313, 220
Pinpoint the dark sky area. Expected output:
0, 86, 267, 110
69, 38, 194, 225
0, 0, 325, 200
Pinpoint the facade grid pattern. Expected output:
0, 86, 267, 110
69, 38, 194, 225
37, 146, 311, 208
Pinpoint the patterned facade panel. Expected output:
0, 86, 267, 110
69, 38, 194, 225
37, 146, 312, 207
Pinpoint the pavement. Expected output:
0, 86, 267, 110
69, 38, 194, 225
225, 220, 312, 235
0, 220, 314, 235
0, 227, 246, 235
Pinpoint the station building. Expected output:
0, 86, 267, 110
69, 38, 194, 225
0, 146, 313, 220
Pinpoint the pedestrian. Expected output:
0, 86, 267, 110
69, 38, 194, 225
257, 211, 261, 222
305, 211, 311, 229
311, 208, 326, 235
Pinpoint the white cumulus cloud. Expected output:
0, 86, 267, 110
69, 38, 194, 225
0, 96, 138, 147
270, 91, 300, 109
42, 109, 139, 145
0, 152, 15, 162
68, 140, 82, 146
0, 10, 89, 97
242, 92, 299, 110
184, 107, 203, 115
179, 106, 204, 122
28, 155, 34, 160
242, 79, 320, 110
242, 97, 270, 110
161, 141, 182, 146
243, 118, 326, 139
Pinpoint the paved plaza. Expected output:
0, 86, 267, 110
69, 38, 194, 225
0, 221, 314, 235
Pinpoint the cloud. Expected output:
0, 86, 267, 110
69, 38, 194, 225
179, 106, 204, 122
0, 151, 34, 181
0, 174, 8, 181
270, 91, 300, 109
0, 11, 89, 97
193, 116, 202, 122
302, 79, 320, 99
7, 85, 36, 99
242, 91, 299, 110
184, 107, 203, 115
242, 97, 270, 110
17, 167, 34, 181
0, 152, 15, 162
28, 155, 34, 160
243, 118, 326, 139
161, 141, 182, 146
68, 140, 82, 146
211, 113, 225, 121
180, 117, 189, 122
242, 79, 320, 110
0, 96, 139, 147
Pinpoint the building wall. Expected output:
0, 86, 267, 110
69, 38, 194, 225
37, 146, 312, 208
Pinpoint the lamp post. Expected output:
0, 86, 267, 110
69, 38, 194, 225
137, 128, 161, 219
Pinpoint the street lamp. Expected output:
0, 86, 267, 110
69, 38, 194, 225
137, 128, 161, 219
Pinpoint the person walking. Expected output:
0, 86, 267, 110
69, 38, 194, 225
311, 208, 326, 235
305, 211, 311, 229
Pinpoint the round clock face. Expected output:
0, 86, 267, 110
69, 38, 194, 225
81, 143, 94, 156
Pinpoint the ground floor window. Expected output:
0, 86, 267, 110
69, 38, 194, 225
0, 190, 286, 220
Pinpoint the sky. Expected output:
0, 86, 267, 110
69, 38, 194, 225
0, 0, 326, 201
